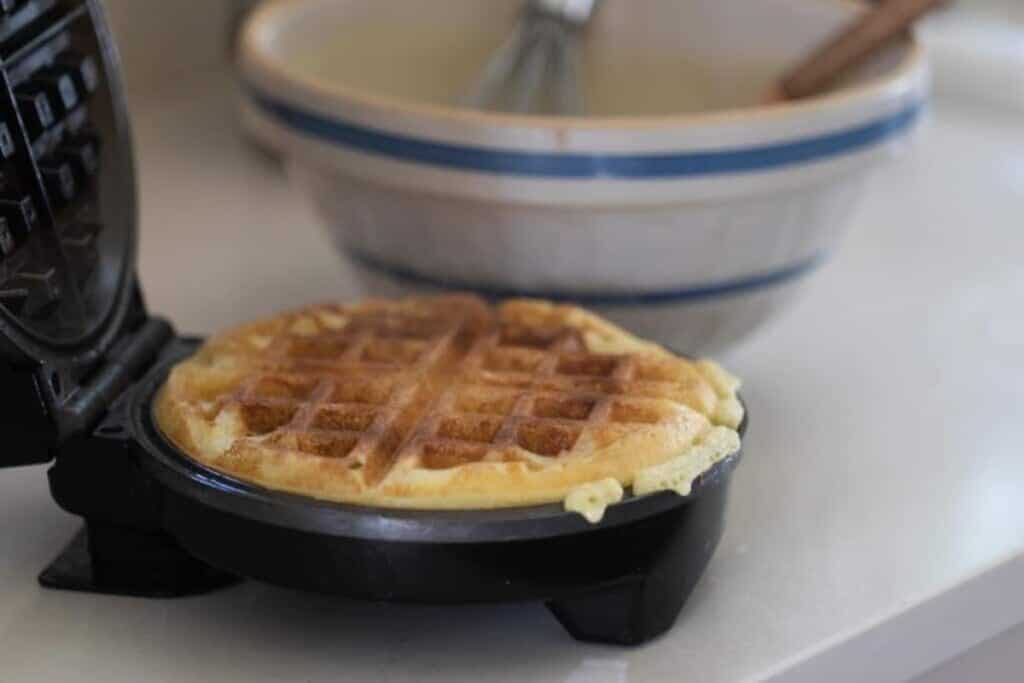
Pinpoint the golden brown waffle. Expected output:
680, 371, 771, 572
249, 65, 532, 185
155, 295, 743, 513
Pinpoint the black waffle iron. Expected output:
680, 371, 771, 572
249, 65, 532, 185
0, 0, 746, 646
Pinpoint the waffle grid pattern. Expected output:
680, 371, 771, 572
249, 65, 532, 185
215, 308, 695, 486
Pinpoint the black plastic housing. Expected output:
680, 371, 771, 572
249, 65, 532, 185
40, 339, 747, 645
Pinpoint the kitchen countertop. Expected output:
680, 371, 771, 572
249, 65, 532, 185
1, 68, 1022, 682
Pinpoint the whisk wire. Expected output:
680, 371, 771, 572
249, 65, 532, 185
461, 0, 598, 115
553, 27, 585, 115
460, 20, 532, 111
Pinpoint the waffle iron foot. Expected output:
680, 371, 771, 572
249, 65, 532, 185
546, 574, 690, 646
38, 522, 241, 598
546, 479, 729, 645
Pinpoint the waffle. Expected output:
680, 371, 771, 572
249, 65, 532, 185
155, 295, 743, 515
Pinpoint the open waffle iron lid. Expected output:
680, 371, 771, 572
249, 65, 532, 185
0, 0, 148, 466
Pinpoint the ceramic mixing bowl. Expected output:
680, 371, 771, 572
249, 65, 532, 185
239, 0, 928, 351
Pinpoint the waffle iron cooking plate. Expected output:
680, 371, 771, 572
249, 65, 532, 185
0, 1, 747, 646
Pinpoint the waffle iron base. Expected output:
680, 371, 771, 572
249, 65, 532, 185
43, 339, 744, 646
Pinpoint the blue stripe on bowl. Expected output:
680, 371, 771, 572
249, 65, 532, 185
248, 88, 923, 179
347, 249, 828, 305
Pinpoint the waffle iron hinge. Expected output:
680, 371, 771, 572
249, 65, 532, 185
45, 313, 177, 530
55, 316, 174, 442
41, 316, 241, 598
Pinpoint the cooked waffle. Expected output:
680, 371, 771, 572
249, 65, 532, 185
155, 295, 743, 513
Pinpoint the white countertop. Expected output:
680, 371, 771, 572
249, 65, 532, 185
1, 68, 1022, 683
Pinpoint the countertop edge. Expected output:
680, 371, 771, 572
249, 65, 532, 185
762, 552, 1024, 682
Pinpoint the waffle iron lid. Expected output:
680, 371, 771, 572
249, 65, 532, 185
0, 1, 137, 367
0, 2, 147, 466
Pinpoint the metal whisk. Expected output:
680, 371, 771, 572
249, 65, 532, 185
461, 0, 602, 116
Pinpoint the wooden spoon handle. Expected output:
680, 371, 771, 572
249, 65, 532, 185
777, 0, 946, 100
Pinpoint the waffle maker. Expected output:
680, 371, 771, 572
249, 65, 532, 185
0, 0, 746, 646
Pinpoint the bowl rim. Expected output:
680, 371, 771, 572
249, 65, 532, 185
239, 0, 927, 133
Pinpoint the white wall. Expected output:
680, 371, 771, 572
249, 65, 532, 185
99, 0, 234, 94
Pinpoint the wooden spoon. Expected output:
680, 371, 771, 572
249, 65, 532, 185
765, 0, 948, 102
